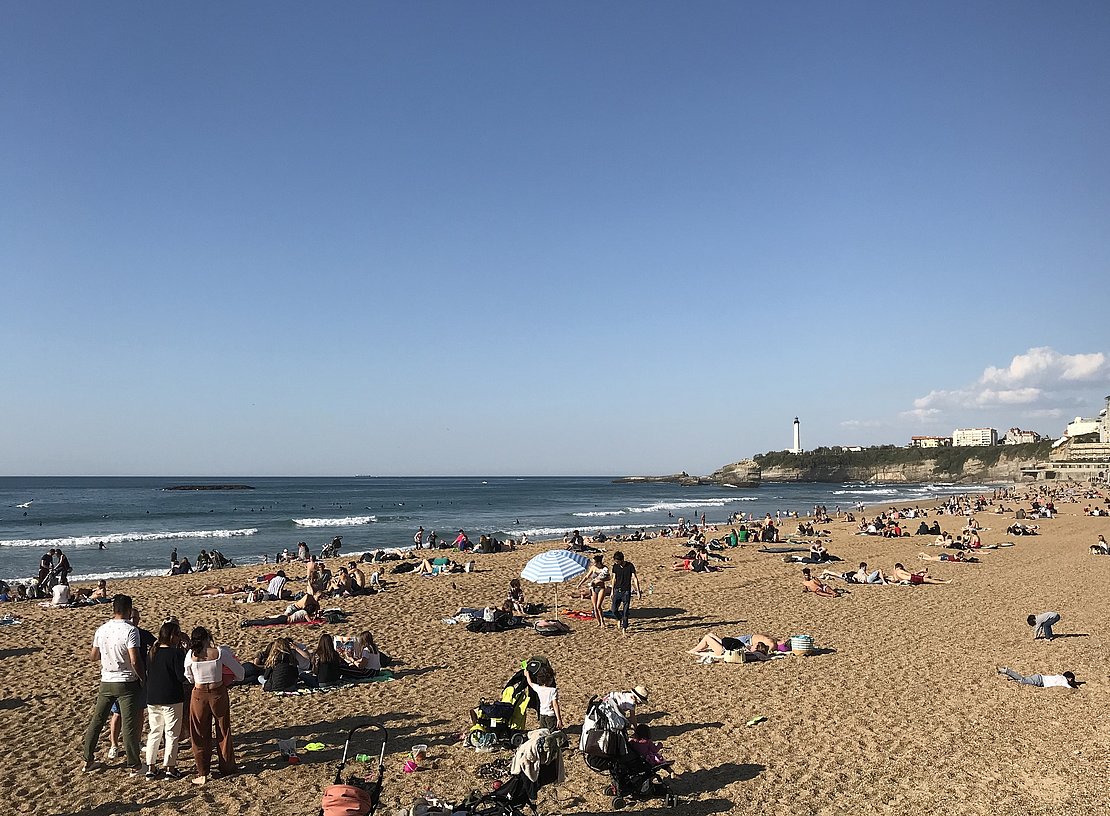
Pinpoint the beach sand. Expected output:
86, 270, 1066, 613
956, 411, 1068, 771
3, 487, 1110, 816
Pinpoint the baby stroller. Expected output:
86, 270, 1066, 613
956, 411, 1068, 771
320, 722, 386, 816
464, 729, 565, 816
467, 658, 551, 750
321, 536, 343, 558
579, 696, 675, 810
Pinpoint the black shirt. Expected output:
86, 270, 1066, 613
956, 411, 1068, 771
612, 561, 636, 592
146, 646, 186, 705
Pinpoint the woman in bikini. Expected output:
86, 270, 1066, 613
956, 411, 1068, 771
576, 554, 610, 628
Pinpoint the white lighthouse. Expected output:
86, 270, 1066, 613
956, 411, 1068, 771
790, 417, 802, 454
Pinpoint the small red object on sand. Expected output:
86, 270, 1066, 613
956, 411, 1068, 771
288, 755, 300, 764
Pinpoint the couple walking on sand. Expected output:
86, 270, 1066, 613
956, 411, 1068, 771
577, 551, 642, 632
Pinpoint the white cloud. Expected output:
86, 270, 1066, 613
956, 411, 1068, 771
904, 347, 1108, 424
840, 419, 883, 428
980, 348, 1108, 388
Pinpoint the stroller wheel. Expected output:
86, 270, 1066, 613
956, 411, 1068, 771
510, 732, 526, 747
612, 796, 626, 810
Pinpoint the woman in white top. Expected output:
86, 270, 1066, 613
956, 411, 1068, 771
577, 554, 610, 629
183, 626, 245, 786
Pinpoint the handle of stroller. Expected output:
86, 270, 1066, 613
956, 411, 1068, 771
332, 721, 387, 784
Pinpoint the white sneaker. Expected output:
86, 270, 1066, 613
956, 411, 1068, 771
107, 746, 120, 760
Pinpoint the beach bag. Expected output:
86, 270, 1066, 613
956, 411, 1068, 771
534, 619, 570, 636
790, 635, 816, 655
582, 728, 617, 757
321, 783, 372, 816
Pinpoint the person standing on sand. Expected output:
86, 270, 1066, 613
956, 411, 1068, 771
414, 527, 425, 548
184, 626, 245, 785
577, 554, 610, 628
54, 548, 73, 585
83, 594, 145, 774
610, 552, 641, 633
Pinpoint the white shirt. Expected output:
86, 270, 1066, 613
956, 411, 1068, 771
1041, 674, 1073, 688
92, 618, 140, 682
267, 575, 287, 597
184, 645, 246, 685
529, 683, 558, 716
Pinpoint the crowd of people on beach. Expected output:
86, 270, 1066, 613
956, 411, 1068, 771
10, 476, 1105, 803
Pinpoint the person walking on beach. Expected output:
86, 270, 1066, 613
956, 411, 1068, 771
610, 552, 641, 633
414, 527, 425, 548
184, 626, 245, 785
577, 554, 610, 628
82, 594, 145, 774
1028, 611, 1061, 640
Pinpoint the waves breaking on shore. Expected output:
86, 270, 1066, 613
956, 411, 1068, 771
292, 515, 377, 527
0, 527, 259, 549
573, 496, 759, 518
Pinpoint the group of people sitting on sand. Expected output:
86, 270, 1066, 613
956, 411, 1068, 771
240, 631, 390, 692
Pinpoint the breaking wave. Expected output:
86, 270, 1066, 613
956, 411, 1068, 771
0, 528, 259, 549
292, 516, 377, 527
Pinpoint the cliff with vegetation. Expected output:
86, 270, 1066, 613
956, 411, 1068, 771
740, 441, 1052, 483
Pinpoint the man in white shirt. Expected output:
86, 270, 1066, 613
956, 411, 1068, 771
82, 594, 145, 773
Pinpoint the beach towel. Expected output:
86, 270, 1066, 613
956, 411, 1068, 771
758, 547, 809, 553
562, 610, 595, 620
269, 671, 395, 695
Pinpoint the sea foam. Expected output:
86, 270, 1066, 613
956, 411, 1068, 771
292, 516, 377, 527
0, 528, 259, 549
573, 496, 757, 518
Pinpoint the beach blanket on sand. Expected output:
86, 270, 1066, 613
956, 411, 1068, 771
269, 671, 395, 695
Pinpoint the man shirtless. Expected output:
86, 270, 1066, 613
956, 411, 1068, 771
802, 568, 842, 597
889, 563, 951, 585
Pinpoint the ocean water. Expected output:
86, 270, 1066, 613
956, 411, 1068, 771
0, 476, 994, 583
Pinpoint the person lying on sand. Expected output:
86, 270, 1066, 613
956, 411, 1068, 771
888, 563, 951, 585
918, 552, 978, 563
194, 583, 252, 596
416, 557, 466, 576
997, 667, 1079, 689
239, 593, 320, 627
687, 631, 787, 657
802, 568, 843, 597
672, 548, 718, 572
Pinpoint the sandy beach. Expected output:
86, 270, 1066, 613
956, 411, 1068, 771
3, 485, 1110, 816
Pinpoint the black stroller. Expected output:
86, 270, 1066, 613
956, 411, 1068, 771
465, 730, 565, 816
320, 722, 386, 816
580, 696, 675, 810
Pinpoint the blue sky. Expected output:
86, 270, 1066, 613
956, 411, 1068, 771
2, 2, 1108, 475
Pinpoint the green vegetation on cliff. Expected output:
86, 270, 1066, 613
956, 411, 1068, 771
754, 441, 1052, 477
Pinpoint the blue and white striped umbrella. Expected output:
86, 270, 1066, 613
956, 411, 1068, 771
521, 549, 589, 584
521, 549, 590, 619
